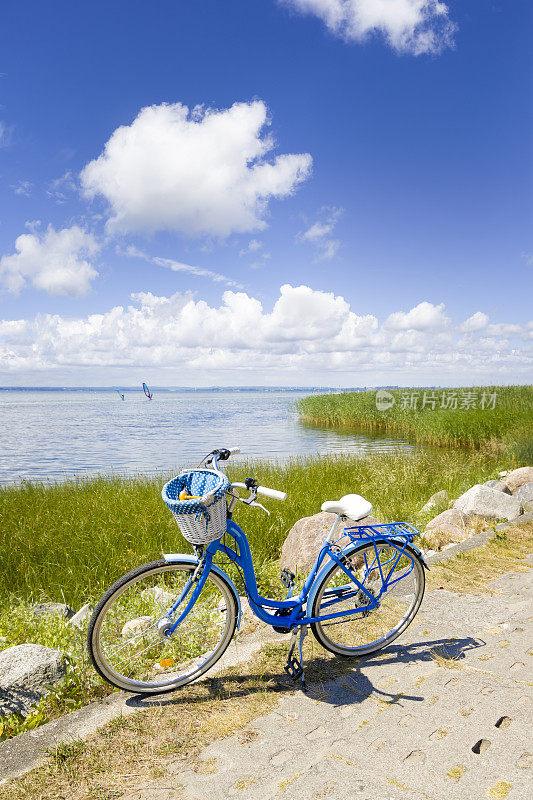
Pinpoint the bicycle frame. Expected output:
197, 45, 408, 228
164, 517, 423, 636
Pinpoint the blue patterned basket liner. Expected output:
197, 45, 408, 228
162, 469, 230, 519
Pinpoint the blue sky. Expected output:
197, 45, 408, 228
0, 0, 531, 386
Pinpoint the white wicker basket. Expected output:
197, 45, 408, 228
162, 469, 230, 545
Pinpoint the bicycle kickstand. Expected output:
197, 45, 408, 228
284, 625, 308, 692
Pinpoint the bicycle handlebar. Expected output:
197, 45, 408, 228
230, 481, 287, 502
257, 485, 287, 501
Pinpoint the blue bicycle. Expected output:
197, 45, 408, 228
88, 448, 426, 693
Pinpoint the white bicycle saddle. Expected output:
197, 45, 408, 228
321, 494, 372, 520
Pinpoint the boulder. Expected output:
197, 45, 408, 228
483, 480, 511, 495
121, 617, 152, 637
504, 467, 533, 494
141, 587, 175, 607
281, 511, 380, 574
0, 644, 66, 717
425, 509, 469, 549
514, 482, 533, 514
426, 509, 468, 531
453, 484, 522, 521
68, 603, 92, 629
419, 490, 449, 515
425, 526, 464, 550
30, 602, 74, 620
237, 596, 261, 637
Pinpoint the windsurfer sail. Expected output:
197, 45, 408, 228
142, 382, 153, 400
116, 389, 125, 400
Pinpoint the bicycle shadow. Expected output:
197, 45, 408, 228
125, 634, 484, 713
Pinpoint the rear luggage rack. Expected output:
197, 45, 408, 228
341, 521, 420, 544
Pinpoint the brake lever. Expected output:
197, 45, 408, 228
248, 500, 270, 516
241, 485, 258, 506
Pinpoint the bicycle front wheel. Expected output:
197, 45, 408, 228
88, 559, 238, 693
310, 540, 425, 657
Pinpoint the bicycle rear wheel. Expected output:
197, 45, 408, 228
310, 540, 425, 657
88, 559, 238, 693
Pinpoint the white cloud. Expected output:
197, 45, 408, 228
486, 323, 523, 338
239, 239, 263, 256
385, 301, 449, 331
320, 239, 341, 260
46, 170, 77, 204
264, 283, 353, 342
0, 225, 99, 296
280, 0, 456, 55
81, 100, 312, 237
121, 245, 244, 289
12, 180, 33, 197
523, 322, 533, 341
0, 121, 10, 148
1, 288, 530, 381
298, 206, 342, 260
460, 311, 489, 333
238, 239, 271, 268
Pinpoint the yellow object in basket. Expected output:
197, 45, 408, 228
179, 490, 200, 501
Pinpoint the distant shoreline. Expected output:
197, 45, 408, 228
1, 383, 528, 392
0, 386, 355, 392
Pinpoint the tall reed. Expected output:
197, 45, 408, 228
297, 385, 533, 450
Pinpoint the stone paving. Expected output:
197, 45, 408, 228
135, 558, 533, 800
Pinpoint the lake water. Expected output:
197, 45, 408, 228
0, 389, 414, 484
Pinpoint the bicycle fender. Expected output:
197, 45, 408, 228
163, 553, 242, 630
305, 538, 425, 619
389, 537, 429, 569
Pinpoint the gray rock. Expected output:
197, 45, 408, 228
0, 644, 66, 717
30, 603, 74, 620
424, 509, 469, 549
426, 509, 468, 531
483, 480, 511, 495
121, 617, 152, 638
425, 524, 466, 549
454, 484, 522, 521
68, 603, 92, 629
514, 482, 533, 514
281, 511, 380, 573
236, 596, 261, 637
504, 466, 533, 494
141, 587, 175, 607
419, 490, 449, 515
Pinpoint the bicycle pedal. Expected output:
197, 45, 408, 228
280, 568, 295, 589
284, 655, 303, 681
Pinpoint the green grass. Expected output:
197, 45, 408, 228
0, 449, 509, 611
297, 384, 533, 451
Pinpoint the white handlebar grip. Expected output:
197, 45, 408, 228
257, 485, 287, 501
228, 447, 240, 455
